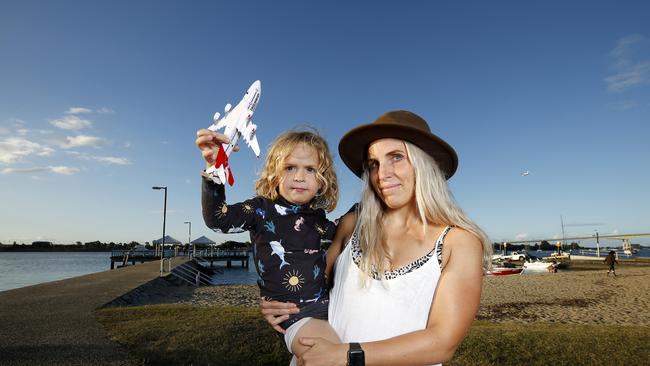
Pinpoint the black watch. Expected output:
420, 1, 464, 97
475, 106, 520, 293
347, 342, 365, 366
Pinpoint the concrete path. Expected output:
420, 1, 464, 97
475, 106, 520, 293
0, 257, 188, 365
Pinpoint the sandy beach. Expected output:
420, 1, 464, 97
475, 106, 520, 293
478, 267, 650, 326
116, 266, 650, 327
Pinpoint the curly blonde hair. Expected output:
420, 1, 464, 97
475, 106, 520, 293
255, 130, 338, 212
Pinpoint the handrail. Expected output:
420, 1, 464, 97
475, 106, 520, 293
170, 261, 217, 286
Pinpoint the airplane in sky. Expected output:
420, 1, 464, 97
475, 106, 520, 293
204, 80, 261, 186
521, 170, 530, 176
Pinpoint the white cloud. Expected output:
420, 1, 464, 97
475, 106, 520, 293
515, 233, 528, 241
62, 135, 107, 149
50, 115, 93, 130
96, 107, 115, 114
66, 151, 130, 165
1, 165, 80, 175
86, 155, 131, 165
65, 107, 93, 115
0, 127, 8, 135
0, 137, 55, 164
605, 34, 650, 92
94, 156, 130, 165
6, 118, 26, 127
49, 166, 80, 175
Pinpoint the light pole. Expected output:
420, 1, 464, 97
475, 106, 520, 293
184, 221, 191, 257
594, 230, 600, 257
152, 186, 167, 276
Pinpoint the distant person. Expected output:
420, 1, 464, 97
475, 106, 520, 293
196, 128, 342, 362
604, 250, 618, 277
548, 259, 558, 273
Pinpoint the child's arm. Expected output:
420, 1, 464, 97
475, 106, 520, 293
324, 209, 357, 288
201, 178, 260, 234
196, 128, 257, 233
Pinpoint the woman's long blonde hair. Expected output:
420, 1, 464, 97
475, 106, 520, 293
355, 141, 492, 279
255, 130, 338, 212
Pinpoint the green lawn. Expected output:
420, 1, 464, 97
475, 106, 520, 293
97, 305, 650, 366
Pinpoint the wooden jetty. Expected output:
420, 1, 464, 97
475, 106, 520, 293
111, 248, 251, 270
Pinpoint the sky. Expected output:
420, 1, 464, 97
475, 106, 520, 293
1, 0, 649, 247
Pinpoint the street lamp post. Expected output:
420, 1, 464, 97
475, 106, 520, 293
152, 186, 167, 276
595, 230, 600, 257
184, 221, 191, 258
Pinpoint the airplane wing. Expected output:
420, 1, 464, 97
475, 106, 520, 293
242, 122, 260, 157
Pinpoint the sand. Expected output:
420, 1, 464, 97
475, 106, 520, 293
478, 267, 650, 326
119, 266, 650, 327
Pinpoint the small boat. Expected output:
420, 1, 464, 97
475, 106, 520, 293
487, 267, 523, 276
522, 261, 555, 272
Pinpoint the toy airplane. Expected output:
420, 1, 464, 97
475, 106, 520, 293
205, 80, 261, 185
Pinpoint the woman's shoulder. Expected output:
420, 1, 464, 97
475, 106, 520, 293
440, 227, 483, 262
333, 210, 358, 248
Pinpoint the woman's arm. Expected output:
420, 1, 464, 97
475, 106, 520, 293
299, 228, 484, 366
324, 211, 357, 287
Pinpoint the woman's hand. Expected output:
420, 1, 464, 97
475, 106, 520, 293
298, 337, 348, 366
195, 129, 238, 167
258, 298, 299, 334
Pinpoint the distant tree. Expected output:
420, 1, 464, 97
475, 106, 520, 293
32, 241, 53, 249
217, 240, 252, 250
540, 240, 554, 250
569, 241, 581, 250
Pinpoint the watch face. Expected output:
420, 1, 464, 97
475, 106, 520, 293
349, 350, 365, 366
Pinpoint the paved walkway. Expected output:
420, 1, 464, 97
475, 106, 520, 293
0, 257, 188, 365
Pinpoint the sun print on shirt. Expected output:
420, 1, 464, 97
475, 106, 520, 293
215, 203, 228, 219
242, 203, 254, 214
282, 269, 305, 292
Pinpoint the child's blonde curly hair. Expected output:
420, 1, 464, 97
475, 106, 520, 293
255, 129, 338, 212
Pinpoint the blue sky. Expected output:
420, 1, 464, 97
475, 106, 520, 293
1, 0, 649, 247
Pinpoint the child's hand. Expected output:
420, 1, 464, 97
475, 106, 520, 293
259, 297, 299, 334
195, 129, 239, 168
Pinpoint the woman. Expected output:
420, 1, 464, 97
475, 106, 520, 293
262, 110, 492, 366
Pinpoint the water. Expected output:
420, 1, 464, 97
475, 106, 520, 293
0, 252, 111, 292
195, 252, 259, 285
0, 251, 259, 293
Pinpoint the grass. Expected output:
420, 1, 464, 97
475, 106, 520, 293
449, 321, 650, 366
97, 305, 650, 366
96, 304, 291, 365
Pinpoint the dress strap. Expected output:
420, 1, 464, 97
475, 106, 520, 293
435, 226, 452, 269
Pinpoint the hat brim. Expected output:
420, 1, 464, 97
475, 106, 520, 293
338, 123, 458, 179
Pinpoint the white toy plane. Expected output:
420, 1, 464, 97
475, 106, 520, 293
205, 80, 261, 186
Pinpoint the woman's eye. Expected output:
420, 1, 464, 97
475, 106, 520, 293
392, 154, 404, 162
285, 166, 295, 172
306, 167, 316, 173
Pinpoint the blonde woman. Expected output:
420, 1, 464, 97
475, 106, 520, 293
261, 111, 491, 366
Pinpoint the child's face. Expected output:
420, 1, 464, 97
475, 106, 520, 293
278, 143, 322, 206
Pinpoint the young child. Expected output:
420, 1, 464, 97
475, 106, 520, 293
196, 129, 341, 360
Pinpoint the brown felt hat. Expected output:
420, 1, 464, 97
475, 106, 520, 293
338, 110, 458, 179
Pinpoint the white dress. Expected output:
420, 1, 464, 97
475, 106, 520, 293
328, 226, 451, 366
